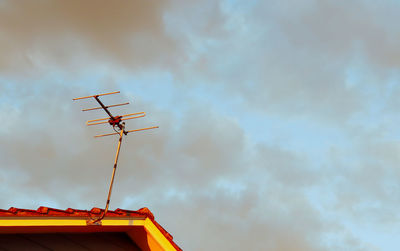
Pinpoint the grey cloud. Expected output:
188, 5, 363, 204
272, 0, 400, 68
167, 0, 400, 123
141, 162, 361, 251
0, 0, 180, 73
325, 128, 400, 223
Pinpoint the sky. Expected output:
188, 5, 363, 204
0, 0, 400, 250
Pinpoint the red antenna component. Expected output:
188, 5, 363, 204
73, 91, 158, 225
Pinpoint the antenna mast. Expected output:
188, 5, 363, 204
73, 91, 158, 225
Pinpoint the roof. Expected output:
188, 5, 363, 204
0, 206, 182, 251
0, 206, 152, 218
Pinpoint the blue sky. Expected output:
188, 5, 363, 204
1, 0, 400, 250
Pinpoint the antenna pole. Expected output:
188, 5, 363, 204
89, 124, 125, 224
105, 125, 124, 214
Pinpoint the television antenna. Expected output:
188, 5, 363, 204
73, 91, 158, 225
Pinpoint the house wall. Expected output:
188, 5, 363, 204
0, 232, 141, 251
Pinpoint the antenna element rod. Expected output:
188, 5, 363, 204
73, 91, 120, 100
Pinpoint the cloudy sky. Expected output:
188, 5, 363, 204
1, 0, 400, 250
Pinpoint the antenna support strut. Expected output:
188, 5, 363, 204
89, 122, 125, 224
